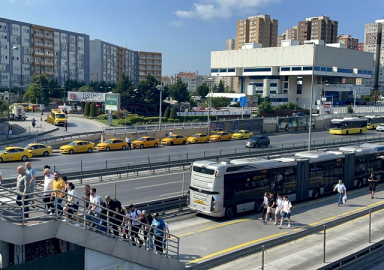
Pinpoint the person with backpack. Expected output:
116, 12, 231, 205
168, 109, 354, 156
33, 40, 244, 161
105, 195, 121, 236
128, 204, 144, 247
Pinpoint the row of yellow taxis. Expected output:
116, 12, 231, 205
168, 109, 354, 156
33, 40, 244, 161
0, 130, 254, 163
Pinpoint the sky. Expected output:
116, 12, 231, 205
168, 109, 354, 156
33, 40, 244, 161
2, 0, 384, 77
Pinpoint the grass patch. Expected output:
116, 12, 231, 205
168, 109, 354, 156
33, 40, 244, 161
94, 118, 124, 126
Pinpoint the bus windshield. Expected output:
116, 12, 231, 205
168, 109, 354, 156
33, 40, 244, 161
193, 166, 215, 175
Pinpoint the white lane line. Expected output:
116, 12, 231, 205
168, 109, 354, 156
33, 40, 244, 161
135, 181, 182, 189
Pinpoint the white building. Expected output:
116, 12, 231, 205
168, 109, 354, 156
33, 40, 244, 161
210, 43, 373, 108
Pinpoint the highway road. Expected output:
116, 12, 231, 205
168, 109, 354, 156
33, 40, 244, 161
1, 128, 383, 178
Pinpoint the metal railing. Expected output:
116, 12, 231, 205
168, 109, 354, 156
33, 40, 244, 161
0, 186, 180, 260
36, 130, 102, 143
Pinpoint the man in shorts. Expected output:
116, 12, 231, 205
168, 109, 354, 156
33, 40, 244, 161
274, 194, 283, 225
368, 173, 379, 199
279, 195, 292, 228
264, 193, 276, 223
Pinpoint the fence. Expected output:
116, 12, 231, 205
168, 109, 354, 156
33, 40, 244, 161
0, 186, 180, 260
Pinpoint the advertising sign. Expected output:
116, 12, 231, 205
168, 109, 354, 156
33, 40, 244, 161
67, 92, 105, 102
105, 93, 121, 112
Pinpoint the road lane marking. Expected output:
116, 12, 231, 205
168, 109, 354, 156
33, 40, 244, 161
134, 181, 182, 189
197, 219, 250, 232
185, 232, 288, 264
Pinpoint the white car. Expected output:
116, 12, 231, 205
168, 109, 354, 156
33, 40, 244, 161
376, 124, 384, 132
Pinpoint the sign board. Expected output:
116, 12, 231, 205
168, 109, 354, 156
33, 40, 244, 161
105, 93, 120, 112
67, 92, 105, 102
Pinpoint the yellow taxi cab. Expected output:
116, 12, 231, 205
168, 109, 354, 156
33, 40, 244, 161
96, 138, 129, 151
59, 140, 96, 154
132, 136, 160, 149
161, 134, 187, 146
0, 147, 33, 163
231, 130, 253, 140
24, 143, 53, 157
29, 104, 45, 111
210, 131, 232, 142
187, 133, 210, 144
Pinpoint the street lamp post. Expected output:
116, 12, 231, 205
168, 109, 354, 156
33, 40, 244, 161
156, 84, 164, 130
207, 77, 213, 135
354, 88, 356, 109
308, 44, 316, 151
7, 46, 18, 138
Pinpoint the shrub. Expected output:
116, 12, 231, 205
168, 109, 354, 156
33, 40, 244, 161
99, 114, 108, 120
167, 119, 180, 123
97, 108, 102, 115
170, 108, 177, 119
83, 102, 90, 117
118, 119, 132, 125
90, 103, 97, 118
347, 105, 354, 114
164, 107, 170, 119
113, 110, 130, 119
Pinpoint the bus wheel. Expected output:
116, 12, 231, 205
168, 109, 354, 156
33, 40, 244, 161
225, 205, 236, 219
312, 188, 320, 199
254, 199, 263, 212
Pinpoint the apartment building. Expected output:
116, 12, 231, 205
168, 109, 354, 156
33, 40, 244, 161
298, 16, 338, 44
277, 26, 298, 46
0, 17, 89, 89
236, 14, 278, 49
363, 19, 384, 90
90, 39, 138, 84
137, 51, 162, 82
337, 35, 359, 50
225, 38, 236, 50
358, 43, 364, 51
175, 72, 197, 92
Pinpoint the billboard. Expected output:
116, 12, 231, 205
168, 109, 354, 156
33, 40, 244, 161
67, 92, 105, 102
105, 93, 121, 112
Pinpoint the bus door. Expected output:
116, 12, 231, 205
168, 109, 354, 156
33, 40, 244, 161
270, 170, 285, 194
323, 164, 335, 193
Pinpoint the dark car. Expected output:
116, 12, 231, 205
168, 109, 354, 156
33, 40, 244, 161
245, 135, 270, 148
292, 112, 306, 117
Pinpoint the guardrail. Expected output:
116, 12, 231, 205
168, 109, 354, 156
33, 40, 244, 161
37, 130, 102, 143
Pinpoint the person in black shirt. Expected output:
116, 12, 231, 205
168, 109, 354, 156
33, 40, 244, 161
368, 173, 378, 199
105, 195, 120, 236
264, 193, 276, 223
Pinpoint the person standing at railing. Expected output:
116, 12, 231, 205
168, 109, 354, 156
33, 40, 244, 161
25, 162, 36, 208
151, 213, 166, 254
128, 204, 144, 247
16, 166, 31, 218
51, 172, 66, 215
0, 170, 2, 186
105, 195, 120, 237
38, 168, 54, 213
87, 188, 101, 230
63, 182, 80, 227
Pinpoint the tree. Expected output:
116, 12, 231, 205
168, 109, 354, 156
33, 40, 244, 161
217, 80, 225, 93
170, 107, 177, 119
164, 107, 170, 119
170, 78, 190, 108
347, 105, 354, 114
90, 103, 97, 118
196, 83, 209, 100
211, 97, 231, 108
212, 84, 218, 93
78, 85, 95, 92
23, 83, 41, 104
258, 97, 275, 113
136, 74, 169, 114
113, 72, 137, 106
84, 102, 90, 117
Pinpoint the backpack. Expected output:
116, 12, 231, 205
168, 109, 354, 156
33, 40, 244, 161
146, 212, 153, 225
113, 199, 122, 212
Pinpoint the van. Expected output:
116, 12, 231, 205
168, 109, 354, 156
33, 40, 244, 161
47, 109, 66, 126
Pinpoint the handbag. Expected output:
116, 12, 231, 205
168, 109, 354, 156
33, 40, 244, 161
342, 195, 347, 204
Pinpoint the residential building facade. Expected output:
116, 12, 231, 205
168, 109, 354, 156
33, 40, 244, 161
0, 17, 90, 90
137, 51, 162, 82
298, 16, 338, 44
225, 38, 236, 50
277, 26, 298, 47
337, 35, 359, 50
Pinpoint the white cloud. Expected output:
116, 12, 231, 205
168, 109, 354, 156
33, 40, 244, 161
169, 21, 183, 27
175, 0, 280, 20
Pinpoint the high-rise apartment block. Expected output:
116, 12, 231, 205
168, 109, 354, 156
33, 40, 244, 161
298, 16, 338, 44
137, 51, 162, 82
226, 38, 236, 50
277, 26, 298, 46
236, 14, 278, 49
363, 19, 384, 90
0, 17, 89, 89
90, 39, 138, 84
337, 35, 359, 50
358, 43, 364, 51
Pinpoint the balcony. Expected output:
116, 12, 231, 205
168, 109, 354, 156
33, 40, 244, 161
45, 62, 54, 66
34, 42, 44, 48
45, 44, 53, 48
33, 52, 44, 56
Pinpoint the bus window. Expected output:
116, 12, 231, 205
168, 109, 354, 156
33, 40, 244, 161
193, 166, 215, 175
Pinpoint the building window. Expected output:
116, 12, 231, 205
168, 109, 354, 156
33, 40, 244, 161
303, 66, 313, 71
1, 55, 8, 60
292, 67, 302, 71
280, 67, 290, 71
244, 68, 271, 72
297, 85, 302, 94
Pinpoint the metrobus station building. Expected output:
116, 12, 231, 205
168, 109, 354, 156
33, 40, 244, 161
210, 42, 374, 109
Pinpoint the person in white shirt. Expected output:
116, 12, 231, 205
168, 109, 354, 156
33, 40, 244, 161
274, 194, 283, 225
87, 188, 101, 229
0, 170, 2, 186
169, 131, 173, 136
258, 192, 269, 221
279, 196, 292, 228
129, 204, 144, 246
333, 180, 346, 206
163, 222, 170, 249
63, 182, 80, 227
38, 168, 54, 213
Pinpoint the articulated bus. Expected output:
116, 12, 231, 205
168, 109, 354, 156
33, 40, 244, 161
329, 117, 368, 135
188, 143, 384, 219
365, 115, 384, 129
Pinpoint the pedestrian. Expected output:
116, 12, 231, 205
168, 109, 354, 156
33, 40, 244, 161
105, 195, 120, 236
63, 182, 80, 227
38, 168, 54, 213
333, 179, 346, 206
264, 193, 276, 223
128, 204, 144, 247
274, 194, 283, 226
279, 195, 292, 228
25, 162, 36, 208
163, 222, 170, 251
169, 130, 173, 136
0, 169, 2, 187
51, 171, 66, 215
32, 105, 35, 112
87, 188, 101, 230
368, 173, 379, 199
122, 207, 130, 239
82, 184, 91, 208
275, 173, 283, 192
16, 166, 31, 218
258, 192, 269, 221
63, 121, 68, 133
126, 137, 131, 149
32, 118, 36, 128
151, 213, 166, 254
141, 210, 154, 249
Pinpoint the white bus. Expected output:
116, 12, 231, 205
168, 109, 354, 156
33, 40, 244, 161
188, 143, 384, 219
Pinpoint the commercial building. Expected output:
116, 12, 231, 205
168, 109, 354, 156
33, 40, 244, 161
137, 51, 162, 82
210, 43, 373, 109
337, 35, 359, 50
236, 14, 278, 49
298, 16, 338, 44
90, 39, 138, 84
0, 17, 90, 90
363, 19, 384, 90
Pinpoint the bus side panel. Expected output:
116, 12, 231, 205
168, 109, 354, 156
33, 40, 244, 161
344, 152, 356, 189
296, 159, 309, 201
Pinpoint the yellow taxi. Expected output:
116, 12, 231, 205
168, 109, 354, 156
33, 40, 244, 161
231, 130, 253, 140
59, 140, 96, 154
210, 131, 232, 142
161, 134, 187, 146
96, 138, 129, 151
187, 133, 210, 144
24, 143, 53, 157
132, 136, 160, 149
0, 147, 33, 163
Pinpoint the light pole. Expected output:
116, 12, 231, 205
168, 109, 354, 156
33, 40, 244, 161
354, 88, 356, 109
7, 46, 18, 138
308, 44, 316, 151
156, 84, 164, 130
207, 77, 213, 134
320, 80, 328, 115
